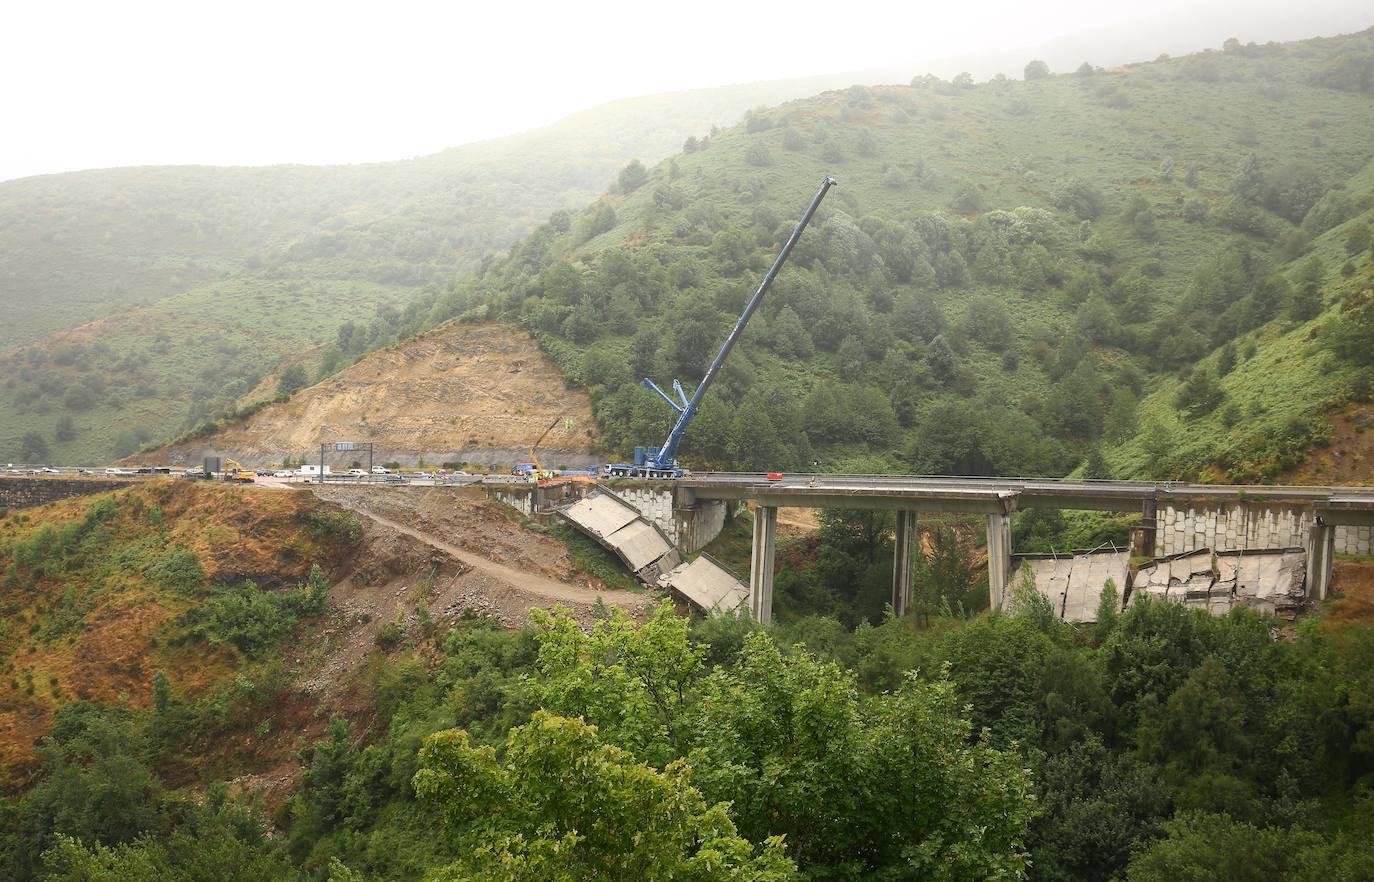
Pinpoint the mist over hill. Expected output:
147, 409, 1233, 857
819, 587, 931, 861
320, 27, 1362, 486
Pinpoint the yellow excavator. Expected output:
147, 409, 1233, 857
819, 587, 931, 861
222, 458, 257, 483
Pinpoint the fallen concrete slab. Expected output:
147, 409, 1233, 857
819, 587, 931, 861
556, 484, 685, 588
559, 491, 640, 539
1009, 548, 1129, 623
659, 553, 749, 616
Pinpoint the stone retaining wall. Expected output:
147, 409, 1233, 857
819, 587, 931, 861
0, 476, 136, 511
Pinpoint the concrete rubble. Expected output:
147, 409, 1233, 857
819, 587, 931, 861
1012, 545, 1309, 624
1131, 548, 1306, 617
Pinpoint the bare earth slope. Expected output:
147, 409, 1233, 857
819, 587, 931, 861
148, 322, 598, 467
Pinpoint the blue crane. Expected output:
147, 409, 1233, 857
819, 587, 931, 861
605, 175, 836, 479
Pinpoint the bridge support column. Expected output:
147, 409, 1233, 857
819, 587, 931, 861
1306, 520, 1335, 601
892, 511, 917, 617
1131, 498, 1158, 559
987, 513, 1012, 612
749, 505, 778, 625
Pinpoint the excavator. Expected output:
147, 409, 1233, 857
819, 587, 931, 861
222, 458, 257, 483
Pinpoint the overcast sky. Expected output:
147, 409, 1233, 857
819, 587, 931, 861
3, 0, 1371, 182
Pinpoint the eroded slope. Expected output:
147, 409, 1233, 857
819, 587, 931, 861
145, 322, 599, 468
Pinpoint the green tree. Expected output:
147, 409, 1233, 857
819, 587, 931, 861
1104, 388, 1139, 442
963, 295, 1015, 350
1025, 59, 1051, 79
1288, 255, 1325, 322
277, 364, 309, 396
1262, 162, 1325, 224
1174, 369, 1225, 418
1031, 736, 1170, 882
1083, 446, 1110, 479
689, 634, 1035, 881
152, 671, 171, 714
1324, 284, 1374, 365
942, 613, 1057, 747
113, 430, 141, 459
1054, 177, 1106, 219
1124, 813, 1333, 882
1139, 417, 1177, 475
1346, 220, 1371, 256
617, 159, 648, 193
413, 711, 796, 882
20, 431, 48, 463
926, 334, 957, 383
54, 415, 76, 443
1216, 341, 1237, 376
768, 306, 814, 360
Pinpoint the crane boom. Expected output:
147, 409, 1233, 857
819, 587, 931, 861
529, 416, 562, 476
616, 175, 835, 478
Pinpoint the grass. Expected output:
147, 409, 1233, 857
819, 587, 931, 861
538, 522, 642, 592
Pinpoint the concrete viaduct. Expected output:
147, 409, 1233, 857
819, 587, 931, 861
671, 474, 1374, 624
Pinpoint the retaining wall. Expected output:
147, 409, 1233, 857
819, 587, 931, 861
1157, 502, 1374, 557
0, 476, 137, 511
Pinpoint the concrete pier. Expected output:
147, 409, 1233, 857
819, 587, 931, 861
749, 505, 778, 624
892, 511, 917, 616
987, 513, 1013, 611
1306, 521, 1336, 601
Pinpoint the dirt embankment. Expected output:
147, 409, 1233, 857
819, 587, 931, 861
0, 478, 646, 795
307, 483, 644, 610
1281, 403, 1374, 486
142, 322, 600, 468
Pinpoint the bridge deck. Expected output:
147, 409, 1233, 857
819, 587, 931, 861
675, 473, 1374, 515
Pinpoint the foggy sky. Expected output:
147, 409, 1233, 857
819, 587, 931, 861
4, 0, 1372, 183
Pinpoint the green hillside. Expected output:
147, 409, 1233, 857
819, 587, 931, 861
404, 28, 1374, 482
0, 71, 922, 463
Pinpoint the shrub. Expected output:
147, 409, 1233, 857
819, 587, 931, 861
182, 582, 297, 657
147, 546, 206, 594
304, 509, 364, 545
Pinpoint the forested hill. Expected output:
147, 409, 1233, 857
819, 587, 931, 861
418, 28, 1374, 482
0, 68, 925, 464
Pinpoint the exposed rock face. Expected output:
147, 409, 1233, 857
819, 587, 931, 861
142, 322, 600, 468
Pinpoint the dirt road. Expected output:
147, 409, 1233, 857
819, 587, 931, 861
308, 483, 644, 612
357, 506, 642, 611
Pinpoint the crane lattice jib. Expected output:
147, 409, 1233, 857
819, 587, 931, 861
643, 175, 835, 472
